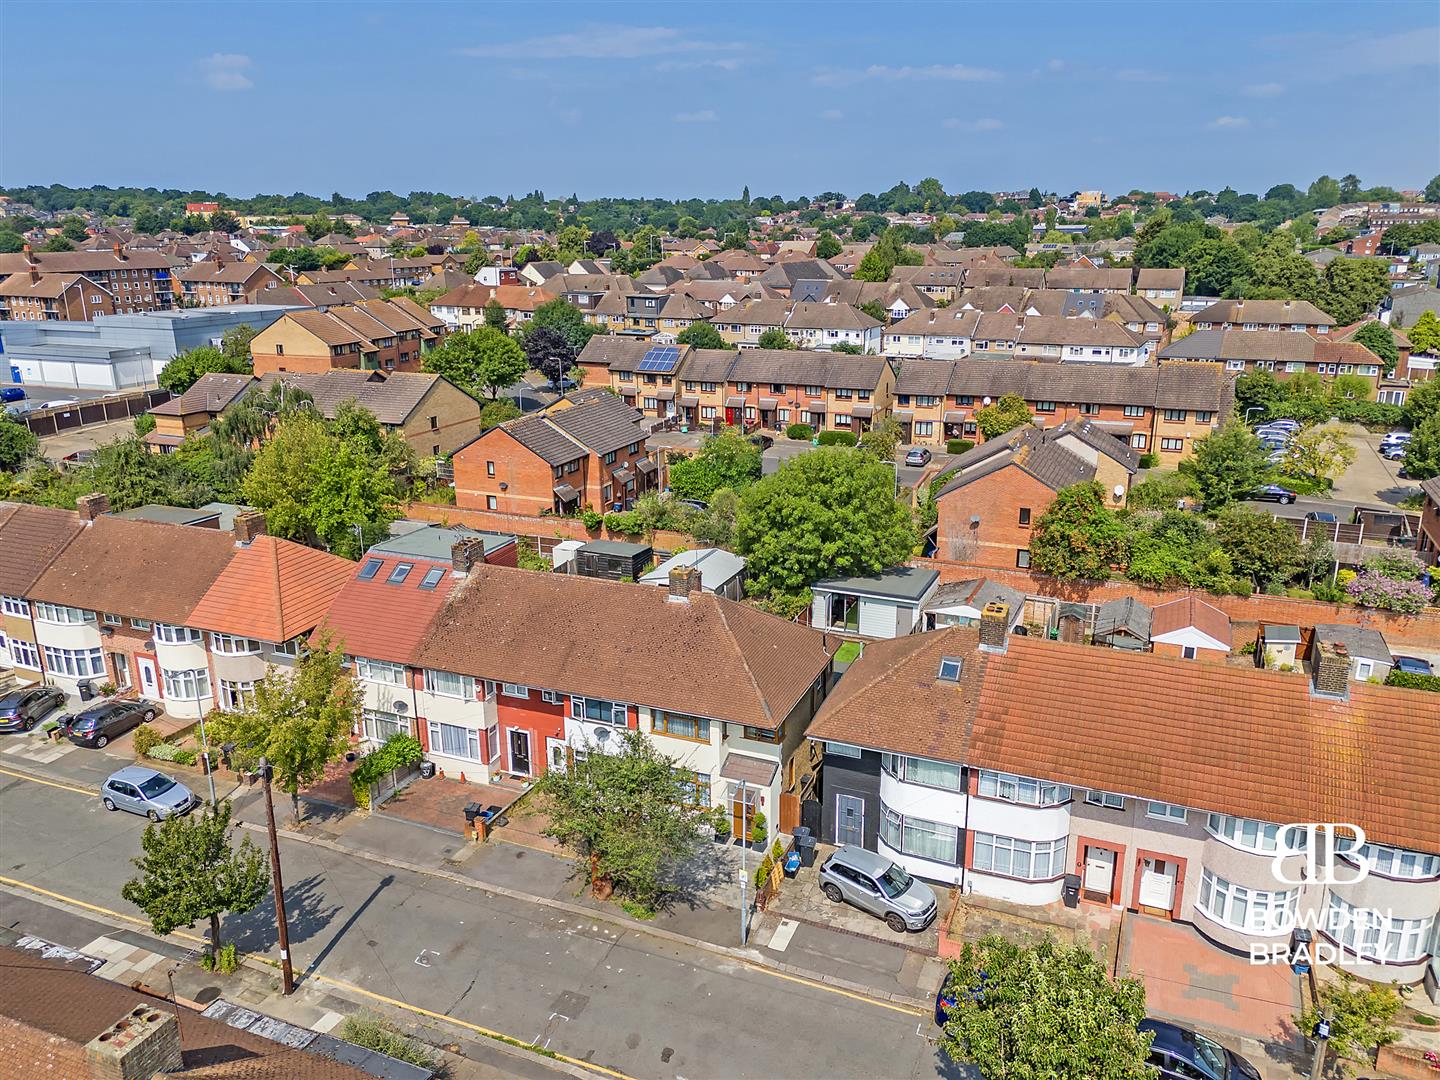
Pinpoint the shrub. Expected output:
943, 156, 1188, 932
515, 539, 550, 572
146, 742, 184, 762
754, 853, 774, 891
603, 510, 644, 536
1311, 579, 1345, 603
946, 438, 974, 455
350, 734, 424, 807
816, 430, 857, 447
784, 423, 813, 441
337, 1015, 442, 1071
1272, 473, 1332, 496
201, 942, 239, 974
1285, 587, 1314, 599
133, 725, 162, 757
579, 507, 603, 530
749, 809, 767, 845
1138, 452, 1159, 469
770, 839, 785, 862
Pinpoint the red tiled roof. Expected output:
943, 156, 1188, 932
1150, 595, 1232, 647
318, 552, 460, 664
0, 503, 84, 597
188, 535, 354, 642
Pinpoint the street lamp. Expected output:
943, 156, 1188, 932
257, 757, 295, 995
1243, 405, 1264, 426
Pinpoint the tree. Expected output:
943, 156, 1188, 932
674, 322, 731, 351
1319, 257, 1390, 326
0, 413, 38, 472
1280, 425, 1356, 483
1029, 483, 1129, 580
483, 298, 507, 331
859, 414, 903, 462
422, 327, 527, 400
1407, 309, 1440, 355
668, 429, 761, 502
0, 230, 24, 253
1185, 423, 1270, 510
1406, 411, 1440, 479
526, 298, 597, 353
209, 210, 241, 234
534, 729, 703, 909
1426, 175, 1440, 204
41, 235, 75, 252
1295, 972, 1400, 1074
815, 231, 842, 259
478, 398, 521, 428
756, 327, 795, 350
736, 447, 917, 598
1340, 174, 1361, 200
59, 216, 89, 242
1351, 320, 1398, 373
939, 934, 1153, 1080
157, 345, 250, 394
120, 801, 268, 958
1328, 373, 1373, 401
974, 394, 1032, 439
220, 323, 260, 363
208, 632, 359, 821
525, 326, 577, 387
1215, 508, 1303, 589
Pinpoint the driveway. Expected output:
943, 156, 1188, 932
1331, 428, 1417, 507
38, 418, 135, 463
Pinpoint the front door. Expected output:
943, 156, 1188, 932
730, 783, 758, 841
508, 729, 532, 776
1083, 846, 1116, 898
835, 793, 865, 847
136, 656, 159, 698
1139, 857, 1178, 912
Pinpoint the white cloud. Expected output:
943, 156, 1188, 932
1046, 58, 1066, 72
1243, 81, 1285, 97
819, 109, 844, 121
942, 116, 1004, 133
199, 53, 253, 92
673, 109, 718, 123
815, 63, 999, 86
460, 25, 740, 61
1208, 115, 1250, 129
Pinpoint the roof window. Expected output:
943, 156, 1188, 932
357, 557, 383, 580
387, 562, 413, 584
938, 657, 963, 683
418, 567, 445, 591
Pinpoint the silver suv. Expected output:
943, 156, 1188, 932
819, 845, 938, 933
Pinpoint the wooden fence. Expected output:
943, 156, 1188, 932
19, 389, 171, 438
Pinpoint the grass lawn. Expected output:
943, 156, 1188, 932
834, 640, 862, 664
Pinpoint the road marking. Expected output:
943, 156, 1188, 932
738, 961, 924, 1016
0, 765, 93, 797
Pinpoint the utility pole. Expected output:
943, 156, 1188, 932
737, 779, 748, 947
258, 757, 295, 995
1308, 1016, 1331, 1080
196, 710, 218, 806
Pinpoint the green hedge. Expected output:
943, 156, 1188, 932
1385, 669, 1440, 693
1138, 453, 1159, 469
816, 430, 857, 447
603, 510, 644, 536
785, 423, 813, 441
946, 439, 974, 455
350, 734, 424, 809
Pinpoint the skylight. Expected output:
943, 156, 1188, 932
357, 557, 382, 581
418, 567, 445, 591
387, 562, 414, 584
938, 657, 963, 683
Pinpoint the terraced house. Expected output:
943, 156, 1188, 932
1160, 329, 1385, 392
249, 297, 444, 376
808, 616, 1440, 984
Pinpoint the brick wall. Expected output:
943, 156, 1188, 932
453, 428, 563, 514
935, 468, 1053, 570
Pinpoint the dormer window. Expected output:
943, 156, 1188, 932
938, 657, 963, 682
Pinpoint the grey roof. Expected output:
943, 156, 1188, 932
369, 523, 515, 561
893, 358, 1231, 414
256, 370, 447, 424
1094, 597, 1153, 640
724, 350, 890, 391
197, 501, 251, 532
579, 539, 652, 558
579, 335, 661, 373
1262, 624, 1302, 645
548, 393, 646, 455
811, 565, 939, 604
639, 548, 747, 591
112, 504, 223, 526
757, 259, 843, 289
1313, 623, 1394, 665
936, 421, 1126, 499
924, 578, 1025, 619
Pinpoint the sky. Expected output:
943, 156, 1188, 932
2, 1, 1438, 202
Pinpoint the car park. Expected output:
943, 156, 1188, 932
1250, 484, 1297, 504
1393, 655, 1434, 676
904, 447, 932, 467
818, 844, 938, 933
1140, 1018, 1261, 1080
0, 686, 66, 732
1258, 418, 1299, 433
100, 766, 197, 821
61, 699, 158, 749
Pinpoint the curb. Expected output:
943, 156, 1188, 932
238, 820, 930, 1012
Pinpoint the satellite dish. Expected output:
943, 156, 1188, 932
392, 701, 409, 714
1113, 484, 1125, 500
982, 396, 992, 406
593, 727, 610, 742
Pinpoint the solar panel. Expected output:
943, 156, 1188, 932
638, 346, 680, 372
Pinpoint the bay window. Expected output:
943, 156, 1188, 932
1196, 869, 1297, 934
211, 633, 263, 655
971, 832, 1067, 880
162, 667, 211, 701
1326, 893, 1435, 963
881, 753, 962, 791
1, 595, 28, 617
880, 802, 959, 864
355, 657, 405, 685
428, 720, 480, 760
10, 638, 41, 670
219, 679, 255, 710
41, 645, 105, 678
570, 696, 627, 725
35, 603, 95, 625
426, 669, 478, 699
1206, 814, 1302, 854
1354, 844, 1440, 880
653, 711, 711, 741
977, 769, 1070, 806
154, 623, 202, 645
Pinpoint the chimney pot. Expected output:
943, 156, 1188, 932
667, 564, 702, 601
84, 1005, 183, 1080
77, 492, 110, 523
232, 510, 267, 544
451, 536, 487, 575
978, 601, 1010, 652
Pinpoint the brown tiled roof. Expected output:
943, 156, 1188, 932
1017, 315, 1144, 348
149, 372, 257, 417
0, 273, 107, 299
808, 628, 1440, 853
1150, 595, 1233, 647
286, 309, 369, 348
416, 564, 832, 727
0, 251, 170, 274
257, 370, 445, 425
31, 516, 238, 623
1136, 267, 1185, 291
0, 503, 84, 597
188, 535, 354, 642
1044, 266, 1134, 291
176, 260, 278, 284
964, 266, 1046, 289
1192, 298, 1336, 327
886, 307, 980, 337
890, 358, 1231, 413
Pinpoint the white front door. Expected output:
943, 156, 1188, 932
1083, 847, 1116, 895
1139, 857, 1177, 910
547, 737, 567, 772
136, 657, 159, 697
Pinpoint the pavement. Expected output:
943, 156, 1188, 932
37, 416, 137, 462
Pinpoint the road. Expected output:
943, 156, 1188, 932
0, 760, 962, 1080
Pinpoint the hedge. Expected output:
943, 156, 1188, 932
946, 439, 974, 455
350, 733, 424, 809
816, 430, 857, 447
1384, 669, 1440, 693
785, 423, 813, 441
1138, 452, 1159, 469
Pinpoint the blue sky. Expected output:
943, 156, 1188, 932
2, 1, 1437, 201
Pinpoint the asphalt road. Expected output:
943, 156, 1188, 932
0, 762, 964, 1080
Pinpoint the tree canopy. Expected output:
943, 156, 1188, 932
422, 327, 527, 400
1184, 423, 1270, 510
1028, 483, 1129, 580
674, 321, 732, 350
756, 327, 796, 350
668, 429, 761, 502
974, 394, 1033, 439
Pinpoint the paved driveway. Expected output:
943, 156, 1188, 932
1331, 428, 1417, 507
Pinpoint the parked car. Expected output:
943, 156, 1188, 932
904, 447, 932, 467
100, 766, 197, 821
818, 845, 938, 933
1258, 418, 1299, 433
0, 686, 66, 732
1304, 511, 1338, 524
1382, 443, 1408, 460
1255, 426, 1292, 441
36, 398, 79, 411
1393, 655, 1434, 676
1250, 484, 1297, 504
61, 699, 158, 749
1140, 1018, 1261, 1080
0, 386, 25, 403
1265, 449, 1287, 465
749, 433, 775, 451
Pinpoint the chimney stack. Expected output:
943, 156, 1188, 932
667, 564, 702, 601
1312, 640, 1351, 699
112, 242, 126, 261
231, 510, 267, 545
84, 1005, 183, 1080
450, 536, 487, 575
76, 492, 110, 523
978, 601, 1010, 652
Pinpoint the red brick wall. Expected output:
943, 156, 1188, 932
453, 428, 566, 514
935, 468, 1054, 570
402, 502, 691, 553
496, 689, 565, 777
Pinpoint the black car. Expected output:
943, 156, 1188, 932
0, 686, 66, 732
62, 699, 158, 749
1249, 484, 1297, 504
1141, 1018, 1261, 1080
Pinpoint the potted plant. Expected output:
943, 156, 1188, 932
710, 805, 731, 844
749, 810, 767, 850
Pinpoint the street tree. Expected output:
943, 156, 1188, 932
756, 327, 795, 350
0, 413, 39, 472
157, 345, 250, 394
736, 447, 917, 600
938, 934, 1153, 1080
422, 327, 527, 399
535, 729, 703, 910
526, 298, 597, 352
1215, 508, 1303, 590
1029, 482, 1130, 580
121, 801, 268, 958
208, 632, 359, 822
974, 394, 1032, 439
525, 326, 577, 388
1295, 972, 1400, 1075
1185, 423, 1271, 510
674, 322, 732, 350
669, 429, 762, 502
483, 298, 507, 331
1280, 425, 1356, 484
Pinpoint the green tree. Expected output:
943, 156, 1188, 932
1126, 511, 1238, 590
1328, 373, 1373, 401
220, 323, 260, 363
534, 729, 703, 909
939, 934, 1153, 1080
1407, 309, 1440, 355
1028, 482, 1129, 580
422, 327, 527, 399
483, 297, 507, 331
40, 235, 75, 252
0, 413, 39, 472
830, 341, 863, 354
84, 435, 210, 510
668, 429, 762, 502
525, 297, 597, 352
859, 414, 904, 462
157, 345, 251, 394
1403, 412, 1440, 479
1185, 423, 1270, 510
208, 632, 359, 821
120, 801, 268, 958
1351, 320, 1398, 373
674, 322, 732, 350
1319, 257, 1390, 326
1294, 972, 1400, 1074
1280, 425, 1356, 483
59, 216, 89, 242
1426, 175, 1440, 204
756, 327, 796, 350
974, 394, 1032, 439
815, 231, 842, 259
0, 230, 25, 253
478, 398, 521, 428
736, 447, 917, 598
1215, 508, 1303, 589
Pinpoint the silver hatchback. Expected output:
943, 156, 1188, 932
819, 844, 938, 933
101, 766, 197, 821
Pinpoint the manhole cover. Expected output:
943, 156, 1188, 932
549, 990, 589, 1019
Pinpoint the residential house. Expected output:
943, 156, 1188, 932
708, 249, 768, 280
246, 281, 380, 309
625, 291, 707, 337
934, 421, 1139, 568
777, 302, 883, 353
590, 338, 687, 407
963, 265, 1046, 290
249, 298, 444, 376
809, 567, 940, 639
884, 308, 982, 360
1160, 329, 1384, 391
889, 265, 964, 302
1190, 299, 1336, 334
0, 272, 115, 321
715, 350, 895, 432
452, 392, 655, 514
1013, 316, 1152, 365
805, 619, 1440, 983
713, 297, 792, 347
518, 260, 567, 287
756, 258, 844, 296
428, 283, 555, 331
0, 503, 86, 683
1044, 266, 1133, 293
0, 246, 175, 313
143, 371, 257, 452
1136, 268, 1186, 310
820, 280, 935, 323
1102, 293, 1169, 347
176, 259, 286, 307
1148, 596, 1233, 661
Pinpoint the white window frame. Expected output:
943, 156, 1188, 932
879, 801, 959, 864
218, 679, 255, 710
154, 622, 203, 645
428, 719, 481, 761
1085, 790, 1126, 810
1196, 868, 1297, 935
881, 753, 962, 791
10, 638, 41, 670
363, 708, 410, 743
501, 683, 530, 699
35, 602, 96, 625
540, 689, 563, 704
355, 656, 406, 686
1325, 893, 1434, 963
971, 832, 1068, 880
41, 645, 105, 678
0, 595, 28, 617
425, 669, 477, 699
1354, 843, 1440, 880
1146, 801, 1188, 822
1206, 813, 1294, 854
977, 768, 1070, 806
570, 695, 628, 725
211, 633, 263, 656
162, 667, 211, 701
